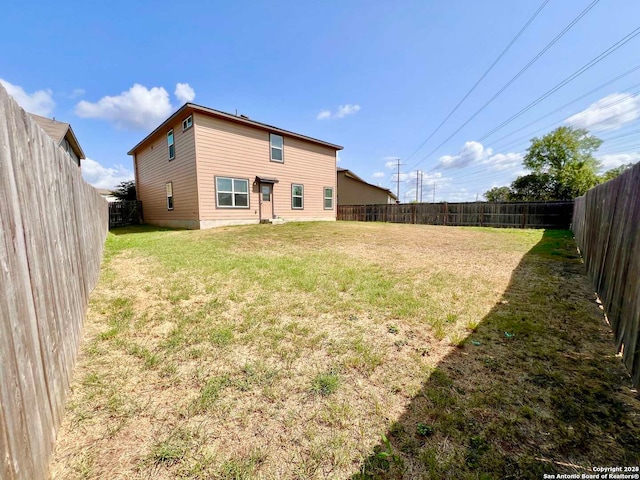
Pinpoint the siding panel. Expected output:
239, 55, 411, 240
337, 173, 396, 205
135, 118, 198, 227
194, 113, 337, 225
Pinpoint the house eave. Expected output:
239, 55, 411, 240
128, 103, 344, 156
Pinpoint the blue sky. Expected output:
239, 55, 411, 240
2, 0, 639, 202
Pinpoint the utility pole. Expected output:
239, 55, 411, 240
420, 171, 424, 203
432, 182, 436, 203
394, 159, 404, 201
415, 170, 420, 202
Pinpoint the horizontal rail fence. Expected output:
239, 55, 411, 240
573, 163, 640, 387
109, 200, 143, 229
338, 201, 573, 229
0, 85, 108, 479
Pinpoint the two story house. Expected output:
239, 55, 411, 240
29, 113, 85, 167
128, 104, 343, 229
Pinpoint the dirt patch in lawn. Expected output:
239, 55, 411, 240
50, 223, 639, 479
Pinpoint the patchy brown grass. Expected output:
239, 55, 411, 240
49, 222, 639, 479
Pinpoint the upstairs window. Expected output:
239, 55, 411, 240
166, 182, 174, 210
270, 134, 283, 162
182, 115, 193, 131
167, 130, 175, 160
291, 184, 304, 209
216, 177, 249, 208
324, 187, 334, 210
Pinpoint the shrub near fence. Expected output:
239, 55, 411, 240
0, 85, 108, 478
573, 163, 640, 387
338, 201, 574, 229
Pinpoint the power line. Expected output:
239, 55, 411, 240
413, 25, 640, 180
402, 0, 551, 164
478, 25, 640, 142
487, 65, 640, 149
490, 87, 640, 152
406, 0, 602, 172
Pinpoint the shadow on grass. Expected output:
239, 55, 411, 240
109, 224, 188, 235
354, 230, 640, 479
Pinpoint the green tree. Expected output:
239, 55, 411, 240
509, 173, 554, 201
484, 186, 511, 202
600, 163, 635, 183
521, 126, 601, 200
111, 180, 137, 201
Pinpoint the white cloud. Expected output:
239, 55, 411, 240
598, 152, 640, 170
438, 141, 522, 171
0, 78, 54, 116
482, 152, 522, 170
390, 172, 409, 182
317, 104, 361, 120
175, 82, 195, 103
372, 172, 385, 178
565, 93, 640, 131
81, 158, 134, 189
336, 104, 360, 118
385, 160, 400, 169
439, 141, 486, 169
75, 84, 173, 130
69, 88, 85, 99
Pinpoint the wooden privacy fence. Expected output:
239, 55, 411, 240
573, 163, 640, 387
109, 200, 143, 229
338, 201, 574, 229
0, 85, 108, 479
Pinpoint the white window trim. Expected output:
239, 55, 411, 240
324, 187, 334, 210
182, 115, 193, 131
166, 182, 174, 210
291, 184, 304, 210
216, 177, 250, 209
167, 130, 175, 160
270, 133, 284, 163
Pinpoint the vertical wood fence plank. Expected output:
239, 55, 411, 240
573, 163, 640, 387
0, 83, 108, 479
337, 201, 573, 229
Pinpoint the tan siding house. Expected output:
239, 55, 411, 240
337, 168, 398, 205
129, 104, 342, 229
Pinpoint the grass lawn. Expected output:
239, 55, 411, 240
50, 222, 640, 479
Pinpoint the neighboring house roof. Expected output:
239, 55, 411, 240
338, 168, 398, 200
29, 113, 86, 160
128, 103, 344, 155
96, 188, 118, 202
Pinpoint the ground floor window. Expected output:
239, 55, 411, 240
324, 187, 334, 209
292, 184, 304, 209
166, 182, 174, 210
216, 177, 249, 208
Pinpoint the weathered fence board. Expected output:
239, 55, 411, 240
0, 84, 108, 479
573, 163, 640, 387
338, 201, 573, 229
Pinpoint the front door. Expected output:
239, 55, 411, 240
260, 183, 273, 221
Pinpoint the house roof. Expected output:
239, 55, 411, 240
29, 113, 86, 160
128, 103, 344, 156
338, 168, 398, 200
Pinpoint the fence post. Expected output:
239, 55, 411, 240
443, 202, 448, 226
522, 205, 528, 228
480, 202, 484, 227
